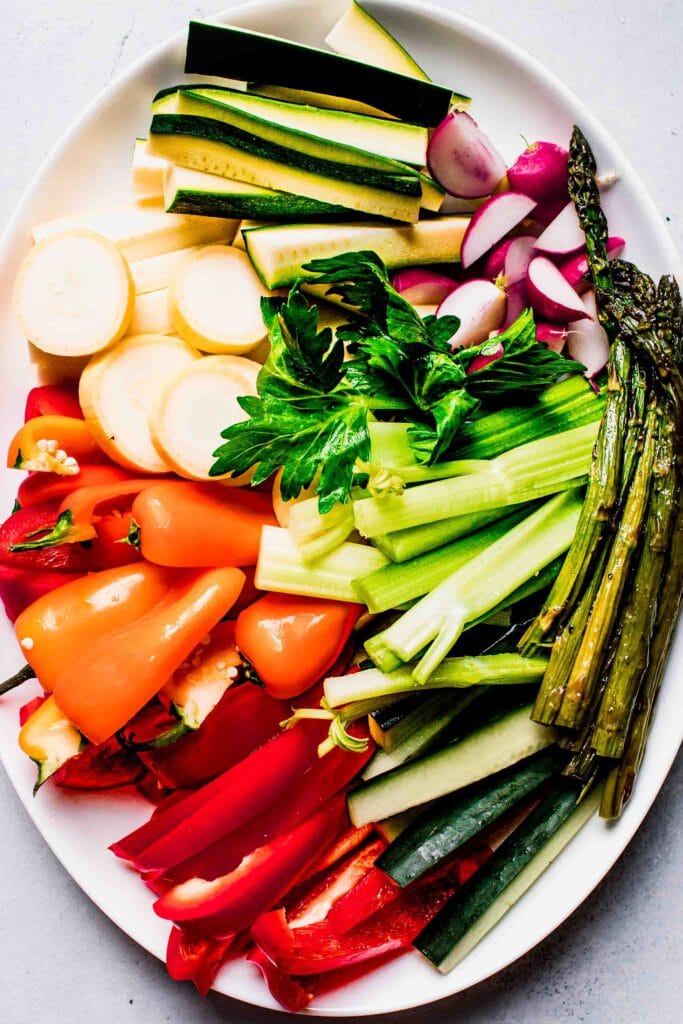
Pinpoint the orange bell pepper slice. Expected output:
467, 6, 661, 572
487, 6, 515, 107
14, 563, 174, 693
131, 482, 277, 568
7, 416, 102, 475
53, 567, 245, 744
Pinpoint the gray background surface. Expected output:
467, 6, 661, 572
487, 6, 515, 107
0, 1, 681, 1022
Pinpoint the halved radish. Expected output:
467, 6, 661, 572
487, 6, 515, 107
169, 246, 272, 354
501, 279, 529, 329
485, 234, 536, 286
507, 141, 568, 201
560, 236, 625, 291
427, 111, 507, 199
526, 257, 590, 323
484, 239, 513, 281
536, 323, 568, 352
534, 202, 585, 256
391, 268, 457, 305
79, 334, 200, 473
14, 230, 134, 357
151, 355, 260, 482
436, 279, 506, 348
567, 290, 609, 377
461, 193, 537, 269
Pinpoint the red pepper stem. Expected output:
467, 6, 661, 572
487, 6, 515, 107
0, 663, 36, 696
116, 719, 192, 752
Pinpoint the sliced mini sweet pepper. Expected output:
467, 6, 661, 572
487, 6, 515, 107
24, 384, 83, 422
0, 565, 84, 623
11, 479, 161, 549
52, 736, 144, 791
17, 463, 134, 509
18, 694, 85, 789
236, 594, 362, 700
153, 795, 349, 937
130, 481, 277, 568
7, 415, 102, 474
53, 568, 245, 744
0, 508, 97, 573
15, 563, 174, 693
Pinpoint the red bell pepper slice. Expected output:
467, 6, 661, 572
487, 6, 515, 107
324, 864, 400, 935
286, 836, 388, 929
153, 795, 349, 936
303, 824, 375, 879
110, 723, 326, 873
247, 946, 314, 1013
251, 844, 493, 977
24, 384, 83, 422
0, 565, 84, 622
148, 725, 373, 892
52, 736, 144, 791
140, 684, 289, 791
166, 926, 238, 994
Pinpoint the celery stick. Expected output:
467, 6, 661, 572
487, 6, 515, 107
372, 506, 513, 563
379, 490, 583, 682
256, 526, 387, 601
287, 496, 355, 561
353, 422, 598, 539
354, 507, 530, 614
324, 653, 548, 708
364, 632, 404, 673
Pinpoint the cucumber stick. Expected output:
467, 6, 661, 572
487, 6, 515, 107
184, 21, 459, 126
377, 749, 563, 886
347, 704, 557, 826
362, 689, 484, 782
415, 785, 600, 973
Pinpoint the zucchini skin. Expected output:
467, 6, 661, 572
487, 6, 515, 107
377, 749, 563, 886
166, 189, 369, 222
150, 115, 421, 196
184, 21, 458, 126
414, 782, 583, 968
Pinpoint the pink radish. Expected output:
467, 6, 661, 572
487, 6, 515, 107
536, 323, 568, 352
391, 268, 458, 305
507, 141, 568, 200
526, 256, 590, 323
501, 279, 529, 328
461, 193, 537, 269
437, 279, 507, 349
532, 195, 568, 227
534, 202, 585, 256
567, 290, 609, 377
503, 235, 536, 285
468, 342, 504, 373
427, 111, 507, 199
560, 236, 625, 291
484, 238, 514, 281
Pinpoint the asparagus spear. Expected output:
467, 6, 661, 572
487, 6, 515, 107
592, 410, 676, 756
655, 275, 682, 359
555, 401, 659, 729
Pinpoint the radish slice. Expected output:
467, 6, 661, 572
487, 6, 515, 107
560, 236, 625, 291
501, 279, 529, 329
532, 196, 569, 228
567, 291, 609, 377
534, 202, 585, 256
536, 323, 568, 352
427, 111, 507, 199
526, 257, 590, 323
151, 355, 260, 482
391, 268, 457, 305
507, 141, 568, 201
169, 245, 272, 354
79, 334, 200, 473
437, 279, 506, 348
461, 193, 537, 269
467, 343, 504, 373
14, 230, 134, 357
503, 235, 536, 285
484, 239, 513, 281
